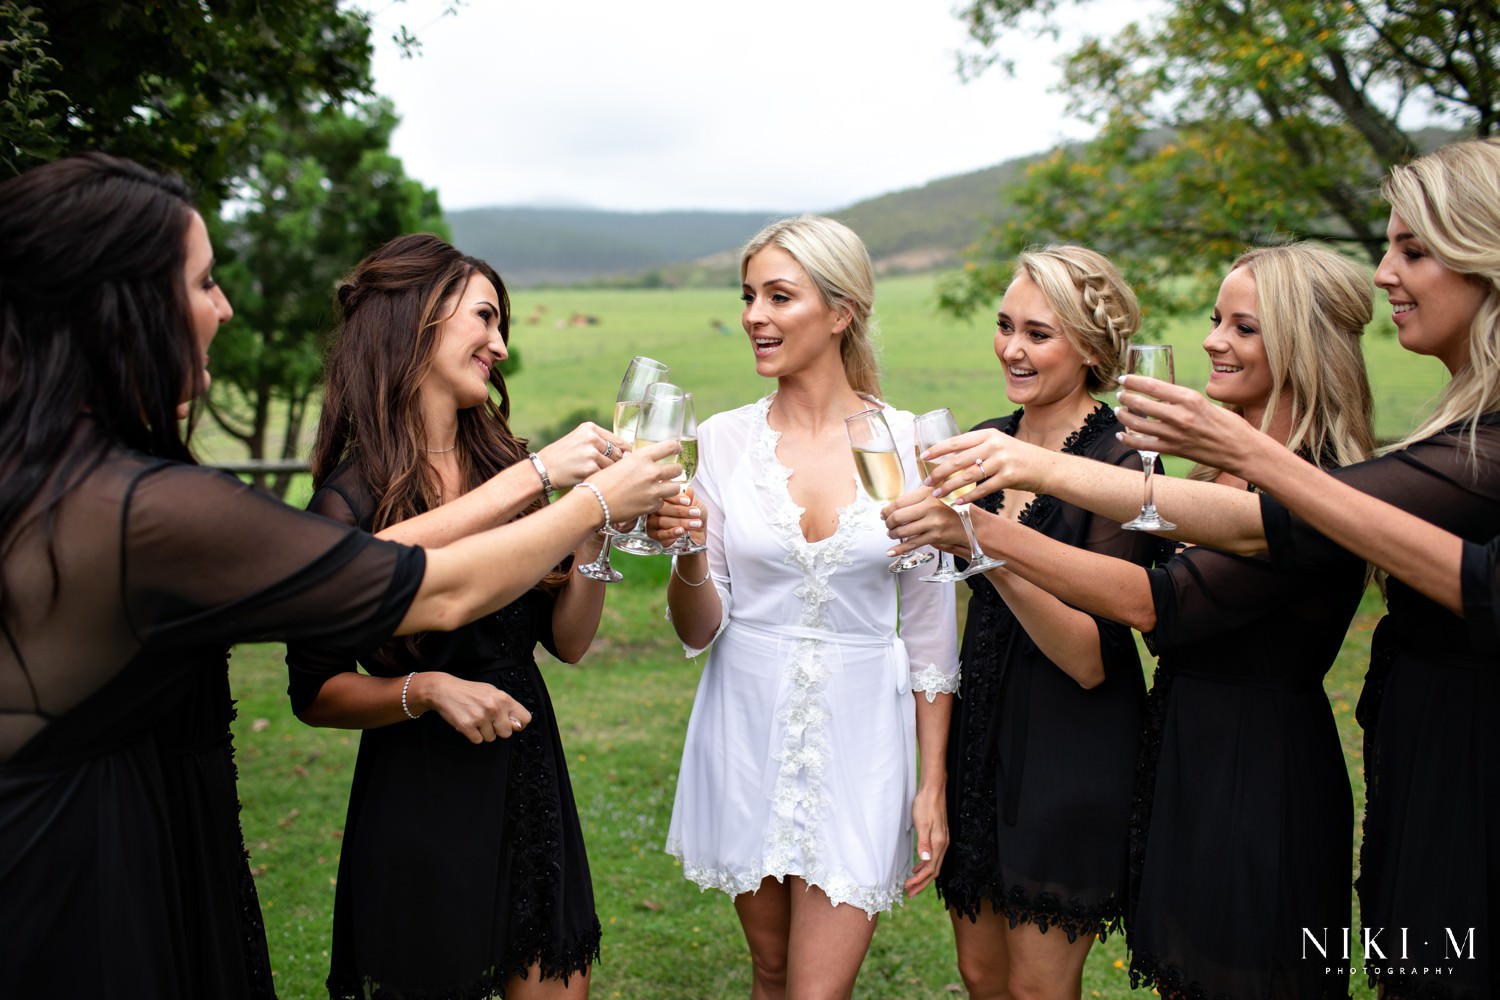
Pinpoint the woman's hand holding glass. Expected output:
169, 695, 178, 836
535, 420, 629, 491
615, 382, 686, 556
579, 355, 670, 582
911, 407, 1003, 578
1116, 373, 1259, 475
650, 487, 707, 551
577, 439, 682, 528
919, 428, 1057, 504
845, 407, 934, 573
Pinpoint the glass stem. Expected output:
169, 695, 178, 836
1140, 450, 1159, 513
958, 506, 986, 561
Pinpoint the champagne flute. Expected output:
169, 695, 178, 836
667, 392, 704, 554
615, 381, 684, 555
1121, 344, 1177, 531
845, 408, 934, 573
914, 408, 1005, 580
578, 355, 670, 581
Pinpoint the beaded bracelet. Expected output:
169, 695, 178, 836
401, 670, 423, 720
527, 452, 553, 496
574, 482, 610, 530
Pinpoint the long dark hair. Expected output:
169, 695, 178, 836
312, 233, 548, 539
0, 153, 198, 551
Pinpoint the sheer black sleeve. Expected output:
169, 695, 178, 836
1461, 535, 1500, 649
283, 484, 368, 715
1261, 418, 1500, 570
123, 462, 424, 651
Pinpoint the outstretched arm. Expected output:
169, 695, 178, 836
376, 421, 627, 547
1115, 374, 1467, 615
920, 428, 1267, 555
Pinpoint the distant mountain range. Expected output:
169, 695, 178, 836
446, 155, 1039, 288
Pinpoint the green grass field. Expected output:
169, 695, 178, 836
225, 273, 1434, 998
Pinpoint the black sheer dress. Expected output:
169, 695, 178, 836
0, 435, 424, 1000
1261, 414, 1500, 1000
287, 464, 600, 1000
1128, 535, 1363, 999
936, 405, 1166, 940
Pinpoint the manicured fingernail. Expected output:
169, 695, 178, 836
920, 851, 932, 861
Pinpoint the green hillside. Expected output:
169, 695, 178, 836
448, 207, 785, 287
444, 155, 1042, 288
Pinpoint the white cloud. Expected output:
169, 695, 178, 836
367, 0, 1154, 212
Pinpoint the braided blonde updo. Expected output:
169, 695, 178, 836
1013, 246, 1142, 394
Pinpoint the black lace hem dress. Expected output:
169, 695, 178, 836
935, 405, 1167, 942
287, 465, 601, 1000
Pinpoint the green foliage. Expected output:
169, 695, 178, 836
0, 3, 66, 174
944, 0, 1499, 318
0, 0, 375, 206
203, 99, 446, 496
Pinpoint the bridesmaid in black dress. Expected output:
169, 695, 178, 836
1101, 139, 1500, 999
895, 246, 1161, 999
892, 242, 1377, 998
287, 235, 615, 1000
0, 155, 680, 999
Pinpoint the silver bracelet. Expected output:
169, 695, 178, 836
672, 554, 710, 587
401, 670, 423, 719
527, 452, 553, 495
574, 482, 609, 530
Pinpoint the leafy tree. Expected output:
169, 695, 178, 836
943, 0, 1500, 317
205, 99, 446, 496
0, 0, 373, 207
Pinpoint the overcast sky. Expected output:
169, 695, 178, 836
365, 0, 1154, 214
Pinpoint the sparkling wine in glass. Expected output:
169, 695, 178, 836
1121, 344, 1177, 532
914, 408, 1004, 581
615, 382, 683, 556
845, 408, 933, 573
667, 393, 705, 555
578, 356, 669, 581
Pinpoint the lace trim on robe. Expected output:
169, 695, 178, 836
675, 397, 905, 917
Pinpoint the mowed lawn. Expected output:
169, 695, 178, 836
225, 272, 1439, 998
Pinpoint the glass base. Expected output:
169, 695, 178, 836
887, 550, 935, 574
613, 533, 665, 556
952, 554, 1005, 579
577, 559, 623, 582
1123, 506, 1176, 531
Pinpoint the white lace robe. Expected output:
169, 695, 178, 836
665, 396, 960, 916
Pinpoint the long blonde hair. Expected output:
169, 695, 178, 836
1382, 138, 1500, 453
1013, 245, 1141, 393
741, 215, 880, 397
1190, 244, 1377, 480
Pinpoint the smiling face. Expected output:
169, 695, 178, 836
1375, 211, 1487, 373
993, 272, 1093, 408
419, 272, 507, 413
180, 210, 233, 402
740, 246, 849, 381
1203, 266, 1275, 413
